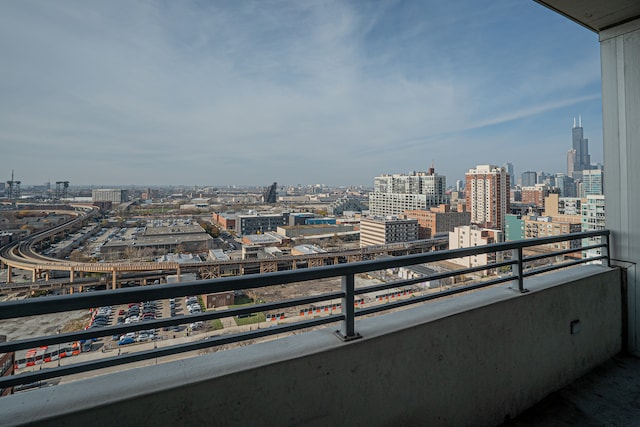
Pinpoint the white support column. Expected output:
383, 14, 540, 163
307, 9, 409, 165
600, 18, 640, 353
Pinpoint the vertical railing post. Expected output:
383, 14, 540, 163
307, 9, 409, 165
335, 273, 361, 341
605, 232, 612, 267
510, 247, 528, 293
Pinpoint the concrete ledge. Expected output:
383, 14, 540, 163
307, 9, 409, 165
1, 265, 622, 426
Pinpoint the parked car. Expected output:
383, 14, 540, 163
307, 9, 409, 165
118, 337, 135, 346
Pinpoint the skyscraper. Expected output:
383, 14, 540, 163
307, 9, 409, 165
521, 171, 537, 187
568, 115, 591, 179
465, 165, 510, 231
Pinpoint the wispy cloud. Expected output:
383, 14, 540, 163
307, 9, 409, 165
0, 0, 602, 186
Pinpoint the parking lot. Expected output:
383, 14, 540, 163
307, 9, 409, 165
87, 292, 213, 348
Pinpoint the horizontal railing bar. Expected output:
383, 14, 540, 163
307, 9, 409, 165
356, 275, 515, 318
523, 255, 608, 277
355, 259, 515, 296
524, 248, 581, 263
0, 315, 343, 389
0, 231, 610, 320
524, 243, 606, 263
0, 291, 346, 353
0, 230, 612, 388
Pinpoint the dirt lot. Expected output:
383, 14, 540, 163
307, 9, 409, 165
0, 292, 90, 341
243, 274, 384, 317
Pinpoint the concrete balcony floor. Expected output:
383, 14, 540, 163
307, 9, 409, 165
511, 353, 640, 426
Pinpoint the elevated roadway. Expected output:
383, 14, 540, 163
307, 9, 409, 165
1, 207, 448, 291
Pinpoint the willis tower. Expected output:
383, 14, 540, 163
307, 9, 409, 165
567, 115, 591, 179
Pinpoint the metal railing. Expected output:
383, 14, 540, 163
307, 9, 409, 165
0, 230, 610, 389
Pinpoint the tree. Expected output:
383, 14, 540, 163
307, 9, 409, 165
20, 224, 35, 234
69, 249, 88, 262
198, 220, 220, 238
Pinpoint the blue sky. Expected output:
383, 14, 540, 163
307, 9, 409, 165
0, 1, 602, 187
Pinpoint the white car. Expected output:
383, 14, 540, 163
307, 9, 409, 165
120, 332, 136, 340
189, 322, 204, 330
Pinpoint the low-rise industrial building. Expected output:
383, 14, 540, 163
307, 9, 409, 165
101, 224, 214, 258
289, 213, 316, 226
235, 213, 289, 235
212, 212, 237, 230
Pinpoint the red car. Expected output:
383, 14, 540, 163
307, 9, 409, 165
118, 309, 126, 315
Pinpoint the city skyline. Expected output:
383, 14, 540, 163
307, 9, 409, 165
1, 1, 603, 187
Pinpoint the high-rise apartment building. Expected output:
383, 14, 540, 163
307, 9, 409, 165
568, 116, 592, 179
581, 195, 605, 260
465, 165, 510, 231
369, 167, 447, 217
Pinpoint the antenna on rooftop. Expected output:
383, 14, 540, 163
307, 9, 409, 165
579, 114, 582, 127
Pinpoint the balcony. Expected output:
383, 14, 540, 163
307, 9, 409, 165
0, 231, 625, 426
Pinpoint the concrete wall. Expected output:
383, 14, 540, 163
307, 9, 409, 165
1, 266, 622, 426
600, 18, 640, 353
